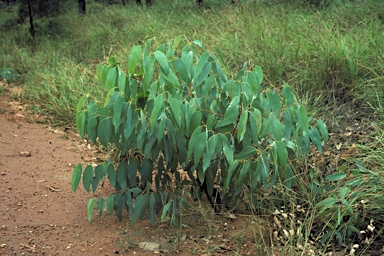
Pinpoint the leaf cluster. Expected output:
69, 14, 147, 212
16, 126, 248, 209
72, 37, 328, 227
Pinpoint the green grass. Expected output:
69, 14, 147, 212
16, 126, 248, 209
1, 1, 383, 125
1, 0, 384, 253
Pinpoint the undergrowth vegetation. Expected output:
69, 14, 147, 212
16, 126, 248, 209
1, 0, 384, 254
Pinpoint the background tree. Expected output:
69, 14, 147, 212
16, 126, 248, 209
78, 0, 86, 14
18, 0, 63, 37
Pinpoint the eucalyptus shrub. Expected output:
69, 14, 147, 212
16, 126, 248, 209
71, 38, 328, 226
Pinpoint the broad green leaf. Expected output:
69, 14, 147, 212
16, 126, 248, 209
194, 131, 206, 167
76, 95, 88, 114
108, 56, 117, 66
203, 153, 211, 173
128, 45, 142, 75
157, 117, 166, 143
105, 194, 114, 215
124, 104, 137, 140
128, 159, 139, 187
258, 153, 269, 189
114, 193, 123, 220
117, 161, 128, 190
204, 135, 219, 171
130, 194, 150, 227
190, 111, 203, 135
97, 118, 111, 147
87, 198, 95, 222
113, 95, 123, 133
100, 65, 110, 87
316, 120, 328, 142
234, 146, 256, 160
315, 197, 337, 207
254, 65, 263, 86
96, 63, 103, 81
213, 61, 227, 83
82, 165, 93, 192
164, 69, 180, 89
282, 86, 295, 107
118, 70, 127, 92
150, 94, 164, 129
326, 172, 347, 181
237, 110, 248, 142
168, 97, 182, 127
107, 164, 116, 187
184, 51, 194, 79
143, 56, 155, 88
235, 160, 251, 188
154, 50, 169, 75
276, 141, 288, 171
267, 90, 281, 113
195, 62, 212, 86
223, 160, 239, 194
173, 58, 189, 83
140, 158, 153, 186
137, 110, 146, 149
250, 108, 262, 141
144, 130, 157, 156
202, 75, 215, 97
222, 137, 234, 164
298, 105, 309, 134
284, 109, 294, 139
76, 112, 86, 139
271, 118, 284, 141
72, 163, 82, 192
259, 113, 274, 138
97, 197, 104, 220
103, 88, 115, 107
284, 166, 295, 189
193, 40, 203, 48
308, 126, 323, 152
161, 200, 172, 223
246, 72, 259, 97
217, 96, 240, 128
107, 68, 117, 90
91, 176, 99, 193
187, 127, 202, 161
87, 116, 98, 144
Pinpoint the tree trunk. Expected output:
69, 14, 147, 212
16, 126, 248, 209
197, 0, 202, 7
26, 0, 34, 38
78, 0, 86, 14
137, 0, 151, 6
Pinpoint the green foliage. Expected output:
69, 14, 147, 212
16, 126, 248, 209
71, 38, 328, 227
313, 162, 369, 244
